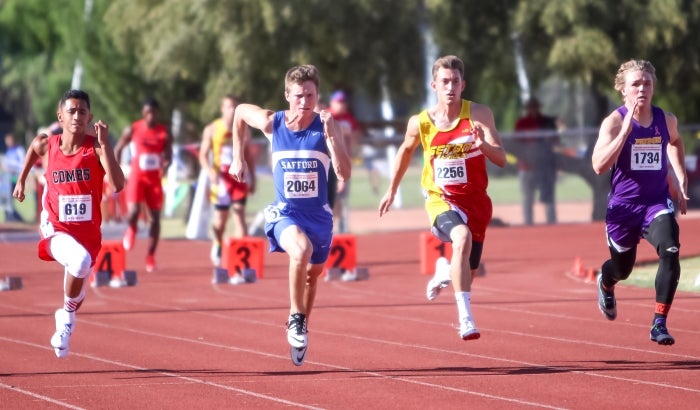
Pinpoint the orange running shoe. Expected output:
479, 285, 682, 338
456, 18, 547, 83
123, 226, 136, 251
145, 254, 156, 273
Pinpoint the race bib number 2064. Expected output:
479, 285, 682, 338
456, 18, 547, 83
284, 172, 318, 198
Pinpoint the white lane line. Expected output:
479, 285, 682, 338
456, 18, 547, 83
3, 279, 698, 409
0, 336, 323, 410
0, 381, 86, 410
88, 285, 700, 362
65, 293, 700, 394
0, 332, 563, 410
323, 280, 700, 337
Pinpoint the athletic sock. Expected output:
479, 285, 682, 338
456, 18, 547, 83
63, 284, 86, 312
654, 302, 670, 318
455, 291, 472, 322
64, 294, 85, 312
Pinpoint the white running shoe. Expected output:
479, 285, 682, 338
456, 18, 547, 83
459, 319, 481, 341
229, 273, 246, 285
122, 226, 135, 251
51, 309, 75, 358
286, 313, 308, 348
426, 257, 452, 301
290, 345, 308, 366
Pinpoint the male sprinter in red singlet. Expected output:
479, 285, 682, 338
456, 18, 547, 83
115, 98, 173, 272
379, 55, 507, 341
199, 95, 256, 278
13, 89, 125, 358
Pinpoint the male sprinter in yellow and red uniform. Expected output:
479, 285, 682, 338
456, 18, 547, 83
380, 55, 506, 340
199, 95, 256, 275
115, 98, 172, 272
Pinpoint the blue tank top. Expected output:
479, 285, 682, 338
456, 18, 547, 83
270, 111, 331, 211
609, 105, 669, 204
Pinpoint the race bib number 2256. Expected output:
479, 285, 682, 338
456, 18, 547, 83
433, 158, 467, 185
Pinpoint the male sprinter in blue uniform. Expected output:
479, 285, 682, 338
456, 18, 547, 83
229, 65, 351, 365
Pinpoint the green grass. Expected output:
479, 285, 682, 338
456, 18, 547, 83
0, 186, 38, 224
2, 164, 594, 224
628, 258, 700, 293
244, 164, 593, 212
242, 165, 700, 294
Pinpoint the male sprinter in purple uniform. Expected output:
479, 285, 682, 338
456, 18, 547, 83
592, 59, 688, 345
229, 65, 351, 365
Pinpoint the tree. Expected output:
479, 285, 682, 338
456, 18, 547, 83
0, 0, 148, 139
103, 0, 427, 126
3, 0, 699, 221
0, 0, 75, 138
511, 0, 697, 219
426, 0, 521, 113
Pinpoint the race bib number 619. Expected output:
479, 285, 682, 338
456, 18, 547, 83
58, 194, 92, 222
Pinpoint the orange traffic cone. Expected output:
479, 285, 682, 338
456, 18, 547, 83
572, 256, 584, 277
585, 268, 597, 283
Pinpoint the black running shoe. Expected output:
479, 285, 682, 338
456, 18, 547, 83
650, 322, 675, 345
596, 273, 617, 320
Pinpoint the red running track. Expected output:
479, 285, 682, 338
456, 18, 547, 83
1, 219, 700, 409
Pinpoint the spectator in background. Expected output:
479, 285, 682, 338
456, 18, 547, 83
329, 90, 361, 145
328, 90, 359, 232
330, 91, 381, 197
2, 133, 26, 221
513, 97, 559, 225
361, 140, 381, 195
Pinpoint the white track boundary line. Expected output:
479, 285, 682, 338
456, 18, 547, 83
90, 285, 700, 359
0, 328, 564, 410
0, 380, 86, 410
0, 305, 562, 409
54, 292, 700, 392
477, 281, 700, 315
2, 280, 698, 408
0, 336, 323, 410
322, 280, 700, 336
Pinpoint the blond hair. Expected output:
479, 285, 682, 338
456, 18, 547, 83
614, 59, 657, 92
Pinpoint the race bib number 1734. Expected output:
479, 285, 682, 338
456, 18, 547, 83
631, 144, 662, 171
